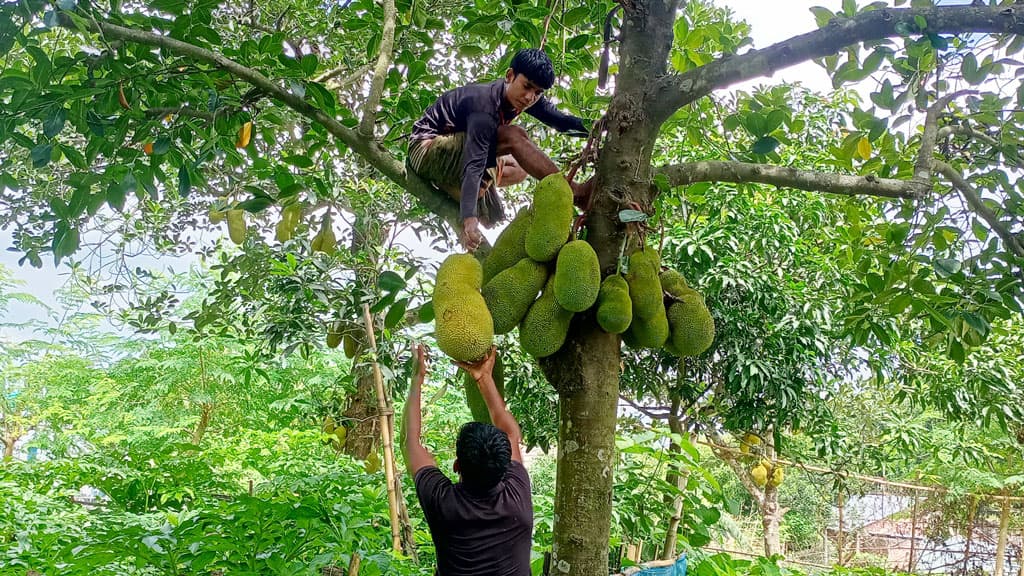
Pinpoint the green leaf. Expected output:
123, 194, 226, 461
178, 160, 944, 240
56, 0, 77, 8
385, 298, 409, 329
43, 108, 67, 138
153, 137, 171, 155
30, 143, 53, 168
934, 258, 961, 278
237, 197, 275, 213
914, 15, 927, 31
750, 136, 781, 155
809, 6, 834, 28
928, 33, 948, 51
300, 54, 319, 76
377, 271, 406, 292
177, 165, 191, 197
418, 301, 434, 323
284, 155, 314, 168
566, 34, 590, 51
962, 52, 985, 84
107, 179, 127, 212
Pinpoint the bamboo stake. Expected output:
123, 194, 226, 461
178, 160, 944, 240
347, 553, 361, 576
994, 494, 1011, 576
838, 491, 846, 567
362, 303, 402, 553
908, 492, 919, 573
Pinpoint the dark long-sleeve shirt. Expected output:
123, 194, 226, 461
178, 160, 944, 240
411, 79, 587, 220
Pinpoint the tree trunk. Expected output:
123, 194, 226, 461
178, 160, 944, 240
761, 486, 782, 557
661, 395, 688, 560
544, 327, 620, 576
962, 497, 978, 576
2, 435, 13, 459
342, 370, 379, 459
994, 495, 1011, 576
191, 402, 213, 445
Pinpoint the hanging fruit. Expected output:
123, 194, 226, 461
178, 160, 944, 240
236, 121, 253, 148
311, 213, 337, 255
226, 209, 247, 245
118, 81, 131, 110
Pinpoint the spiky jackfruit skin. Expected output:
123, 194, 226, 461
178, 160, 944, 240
626, 248, 664, 320
553, 240, 601, 312
667, 292, 715, 357
433, 254, 494, 361
525, 174, 574, 262
520, 277, 574, 358
483, 208, 532, 284
624, 307, 669, 349
659, 269, 694, 299
482, 258, 549, 334
596, 275, 632, 334
462, 354, 506, 424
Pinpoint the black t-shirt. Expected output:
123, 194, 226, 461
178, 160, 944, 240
414, 460, 533, 576
410, 79, 587, 220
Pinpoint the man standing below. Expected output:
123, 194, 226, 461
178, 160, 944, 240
408, 48, 592, 252
404, 344, 532, 576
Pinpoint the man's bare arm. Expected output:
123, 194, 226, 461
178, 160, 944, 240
404, 344, 437, 474
458, 346, 523, 462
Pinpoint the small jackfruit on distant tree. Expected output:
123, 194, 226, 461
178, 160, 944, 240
433, 254, 494, 362
275, 203, 303, 243
326, 320, 343, 349
739, 432, 762, 454
596, 275, 632, 334
462, 353, 506, 424
525, 174, 574, 262
625, 248, 663, 320
769, 465, 784, 487
365, 451, 382, 474
311, 214, 337, 254
751, 463, 768, 487
482, 258, 548, 334
666, 291, 715, 357
226, 209, 246, 245
554, 240, 601, 312
208, 207, 226, 224
483, 208, 532, 284
520, 276, 574, 358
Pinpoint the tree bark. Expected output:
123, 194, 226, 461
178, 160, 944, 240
761, 486, 782, 557
342, 373, 379, 459
2, 435, 13, 459
544, 327, 620, 576
191, 403, 213, 445
661, 395, 688, 560
994, 495, 1011, 576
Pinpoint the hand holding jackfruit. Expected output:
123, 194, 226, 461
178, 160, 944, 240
483, 208, 532, 284
433, 254, 494, 362
596, 275, 632, 334
520, 276, 574, 358
311, 214, 337, 254
525, 174, 574, 262
462, 353, 505, 424
554, 240, 601, 312
226, 209, 247, 245
482, 258, 548, 334
667, 291, 715, 357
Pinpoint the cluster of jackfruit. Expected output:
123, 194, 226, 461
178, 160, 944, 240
750, 459, 784, 488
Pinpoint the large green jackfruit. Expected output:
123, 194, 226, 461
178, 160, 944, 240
482, 258, 549, 334
625, 248, 664, 320
520, 277, 574, 358
624, 307, 670, 349
462, 353, 506, 424
483, 208, 532, 284
525, 174, 574, 262
554, 240, 601, 312
660, 269, 695, 299
667, 292, 715, 357
596, 275, 632, 334
433, 254, 494, 361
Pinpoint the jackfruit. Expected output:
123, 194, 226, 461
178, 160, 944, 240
462, 353, 506, 424
769, 466, 784, 487
740, 433, 761, 454
433, 254, 494, 362
483, 207, 532, 284
554, 240, 601, 312
365, 452, 381, 474
311, 214, 337, 254
226, 209, 246, 245
525, 174, 574, 262
667, 292, 715, 357
625, 248, 663, 320
326, 320, 343, 349
596, 275, 632, 334
275, 203, 302, 243
751, 463, 768, 487
208, 208, 225, 224
624, 307, 669, 349
343, 334, 358, 359
482, 258, 548, 334
520, 276, 574, 358
659, 269, 695, 299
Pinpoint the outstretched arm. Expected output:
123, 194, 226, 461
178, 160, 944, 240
403, 344, 437, 474
526, 97, 588, 137
458, 346, 523, 463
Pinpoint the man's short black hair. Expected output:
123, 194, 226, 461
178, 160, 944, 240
456, 422, 512, 492
510, 48, 555, 90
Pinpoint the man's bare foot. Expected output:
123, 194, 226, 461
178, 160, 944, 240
571, 177, 595, 209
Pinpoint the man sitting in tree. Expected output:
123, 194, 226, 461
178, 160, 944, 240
404, 344, 533, 576
409, 47, 592, 252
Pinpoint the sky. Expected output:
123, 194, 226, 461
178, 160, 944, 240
0, 0, 846, 336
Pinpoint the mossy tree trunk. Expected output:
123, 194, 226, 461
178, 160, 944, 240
540, 1, 680, 574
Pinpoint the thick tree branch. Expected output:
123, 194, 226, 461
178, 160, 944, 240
915, 91, 973, 182
59, 14, 463, 232
145, 106, 215, 121
360, 0, 396, 136
619, 395, 673, 420
937, 124, 1001, 148
653, 5, 1024, 122
935, 161, 1024, 259
656, 160, 928, 199
316, 62, 372, 87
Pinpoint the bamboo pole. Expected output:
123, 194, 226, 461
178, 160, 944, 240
994, 494, 1011, 576
838, 491, 846, 567
362, 303, 402, 553
1018, 522, 1024, 576
962, 496, 978, 576
908, 492, 919, 573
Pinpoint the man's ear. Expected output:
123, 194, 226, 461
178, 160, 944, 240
504, 68, 515, 83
